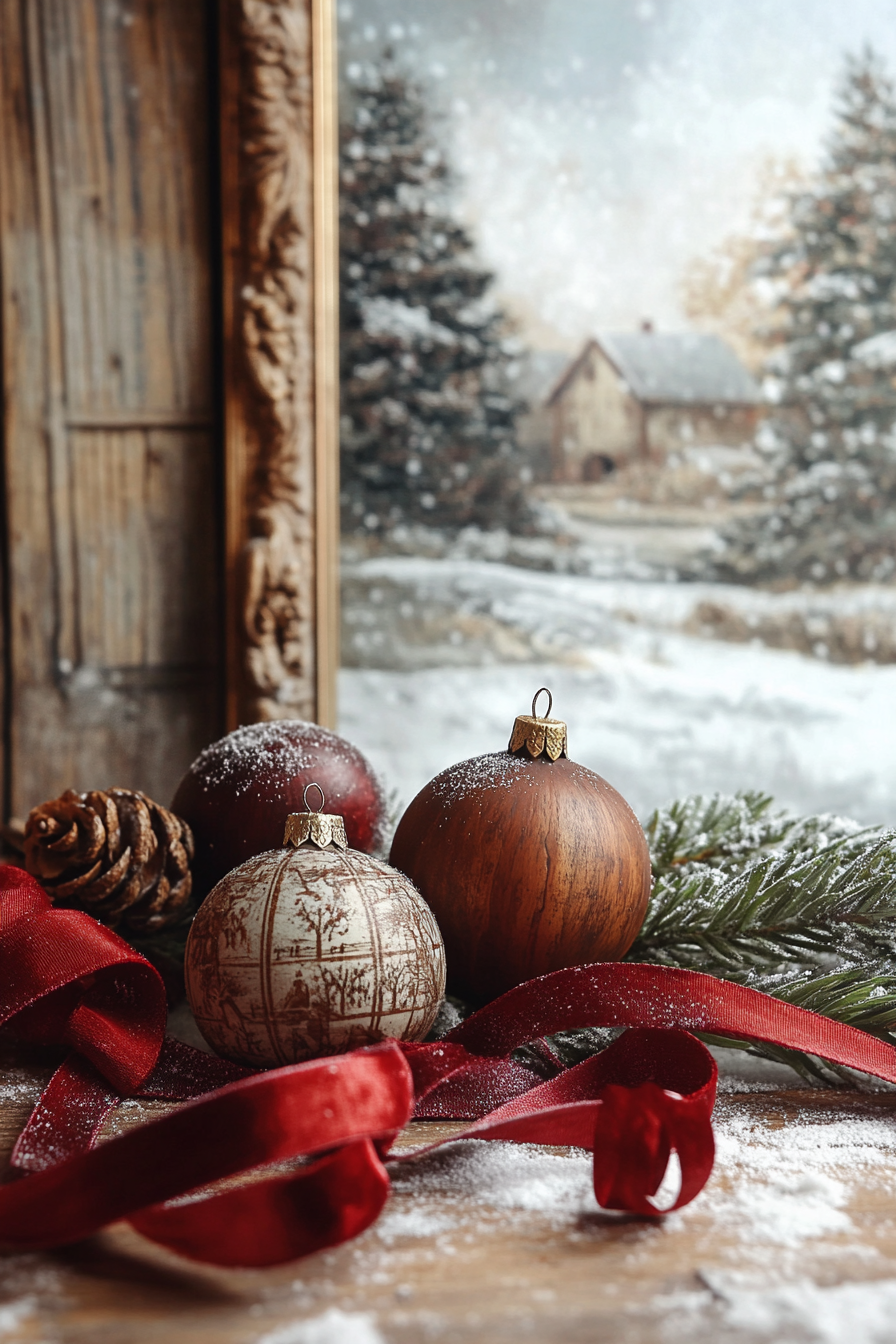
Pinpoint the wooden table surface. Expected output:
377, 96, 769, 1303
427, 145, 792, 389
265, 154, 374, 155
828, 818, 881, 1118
2, 1044, 896, 1344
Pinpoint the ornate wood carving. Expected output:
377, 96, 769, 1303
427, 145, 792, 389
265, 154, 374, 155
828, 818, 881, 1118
222, 0, 338, 728
240, 0, 315, 722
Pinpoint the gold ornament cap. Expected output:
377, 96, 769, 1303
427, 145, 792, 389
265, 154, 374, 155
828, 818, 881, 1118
508, 688, 568, 761
283, 783, 348, 851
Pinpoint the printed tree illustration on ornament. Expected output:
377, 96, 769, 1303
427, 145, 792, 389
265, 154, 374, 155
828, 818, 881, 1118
185, 840, 446, 1068
721, 47, 896, 584
288, 882, 350, 963
313, 961, 374, 1035
339, 49, 531, 536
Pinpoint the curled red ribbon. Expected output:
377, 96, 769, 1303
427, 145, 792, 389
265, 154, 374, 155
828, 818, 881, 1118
1, 865, 895, 1265
0, 864, 166, 1092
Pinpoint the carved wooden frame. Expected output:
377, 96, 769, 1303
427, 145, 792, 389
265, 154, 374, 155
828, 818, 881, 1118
219, 0, 339, 731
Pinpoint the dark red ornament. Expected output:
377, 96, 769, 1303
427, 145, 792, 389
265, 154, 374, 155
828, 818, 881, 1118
389, 690, 652, 1004
171, 721, 387, 901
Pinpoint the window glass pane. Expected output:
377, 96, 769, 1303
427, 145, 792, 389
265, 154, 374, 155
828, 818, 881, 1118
338, 1, 896, 828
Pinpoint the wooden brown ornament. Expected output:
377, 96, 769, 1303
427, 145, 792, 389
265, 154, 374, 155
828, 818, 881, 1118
389, 690, 652, 1004
185, 799, 445, 1067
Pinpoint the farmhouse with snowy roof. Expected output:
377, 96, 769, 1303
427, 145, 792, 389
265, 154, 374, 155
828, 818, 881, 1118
546, 329, 763, 482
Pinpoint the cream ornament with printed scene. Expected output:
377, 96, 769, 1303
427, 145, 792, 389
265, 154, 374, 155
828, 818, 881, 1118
185, 785, 445, 1067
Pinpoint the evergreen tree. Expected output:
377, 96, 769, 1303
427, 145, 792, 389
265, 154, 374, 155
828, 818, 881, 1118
720, 49, 896, 584
339, 53, 530, 538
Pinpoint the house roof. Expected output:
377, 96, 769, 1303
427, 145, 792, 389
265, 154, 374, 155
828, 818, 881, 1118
547, 332, 762, 407
515, 350, 572, 405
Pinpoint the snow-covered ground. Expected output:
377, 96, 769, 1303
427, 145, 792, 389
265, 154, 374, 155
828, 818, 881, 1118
344, 555, 896, 656
339, 557, 896, 825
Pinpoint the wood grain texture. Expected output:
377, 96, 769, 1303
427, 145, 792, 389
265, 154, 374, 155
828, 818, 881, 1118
389, 753, 652, 1003
2, 1058, 896, 1343
39, 1, 213, 417
70, 429, 218, 670
220, 0, 339, 730
0, 0, 221, 815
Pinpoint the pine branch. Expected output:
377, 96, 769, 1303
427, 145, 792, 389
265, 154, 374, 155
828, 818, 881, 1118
646, 790, 792, 876
772, 968, 896, 1038
444, 792, 896, 1087
626, 793, 896, 1083
605, 793, 896, 1084
631, 825, 896, 973
645, 789, 863, 878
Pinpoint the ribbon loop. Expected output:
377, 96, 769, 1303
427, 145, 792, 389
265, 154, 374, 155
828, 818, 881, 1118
402, 1026, 719, 1216
3, 864, 896, 1266
0, 868, 166, 1094
0, 1043, 414, 1256
130, 1139, 391, 1267
592, 1082, 674, 1214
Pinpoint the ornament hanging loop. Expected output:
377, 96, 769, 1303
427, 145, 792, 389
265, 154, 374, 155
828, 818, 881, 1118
508, 690, 568, 761
532, 688, 553, 721
284, 785, 348, 850
303, 782, 326, 814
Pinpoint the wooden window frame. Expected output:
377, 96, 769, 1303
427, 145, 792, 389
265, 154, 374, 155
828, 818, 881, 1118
219, 0, 339, 732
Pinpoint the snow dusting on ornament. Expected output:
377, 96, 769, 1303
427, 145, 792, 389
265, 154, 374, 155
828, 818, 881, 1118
428, 752, 531, 803
390, 694, 651, 1001
172, 721, 388, 900
186, 722, 361, 798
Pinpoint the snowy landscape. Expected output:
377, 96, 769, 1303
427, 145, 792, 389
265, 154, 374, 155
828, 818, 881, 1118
339, 546, 896, 827
336, 2, 896, 834
321, 11, 896, 1341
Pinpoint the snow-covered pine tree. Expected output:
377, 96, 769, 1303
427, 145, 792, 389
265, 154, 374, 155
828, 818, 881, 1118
339, 52, 529, 538
719, 48, 896, 585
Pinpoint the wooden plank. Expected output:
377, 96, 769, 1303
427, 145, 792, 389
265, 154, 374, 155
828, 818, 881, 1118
71, 429, 147, 668
0, 0, 60, 811
11, 679, 219, 809
0, 0, 221, 815
143, 428, 219, 669
68, 428, 218, 671
2, 1064, 896, 1342
40, 0, 214, 416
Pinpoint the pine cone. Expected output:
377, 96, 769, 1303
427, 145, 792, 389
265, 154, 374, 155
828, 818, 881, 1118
23, 788, 195, 934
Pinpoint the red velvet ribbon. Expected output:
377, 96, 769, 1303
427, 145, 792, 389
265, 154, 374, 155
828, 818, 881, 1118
1, 865, 895, 1266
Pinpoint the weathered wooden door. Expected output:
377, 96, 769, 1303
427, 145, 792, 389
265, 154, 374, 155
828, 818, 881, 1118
0, 0, 221, 816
